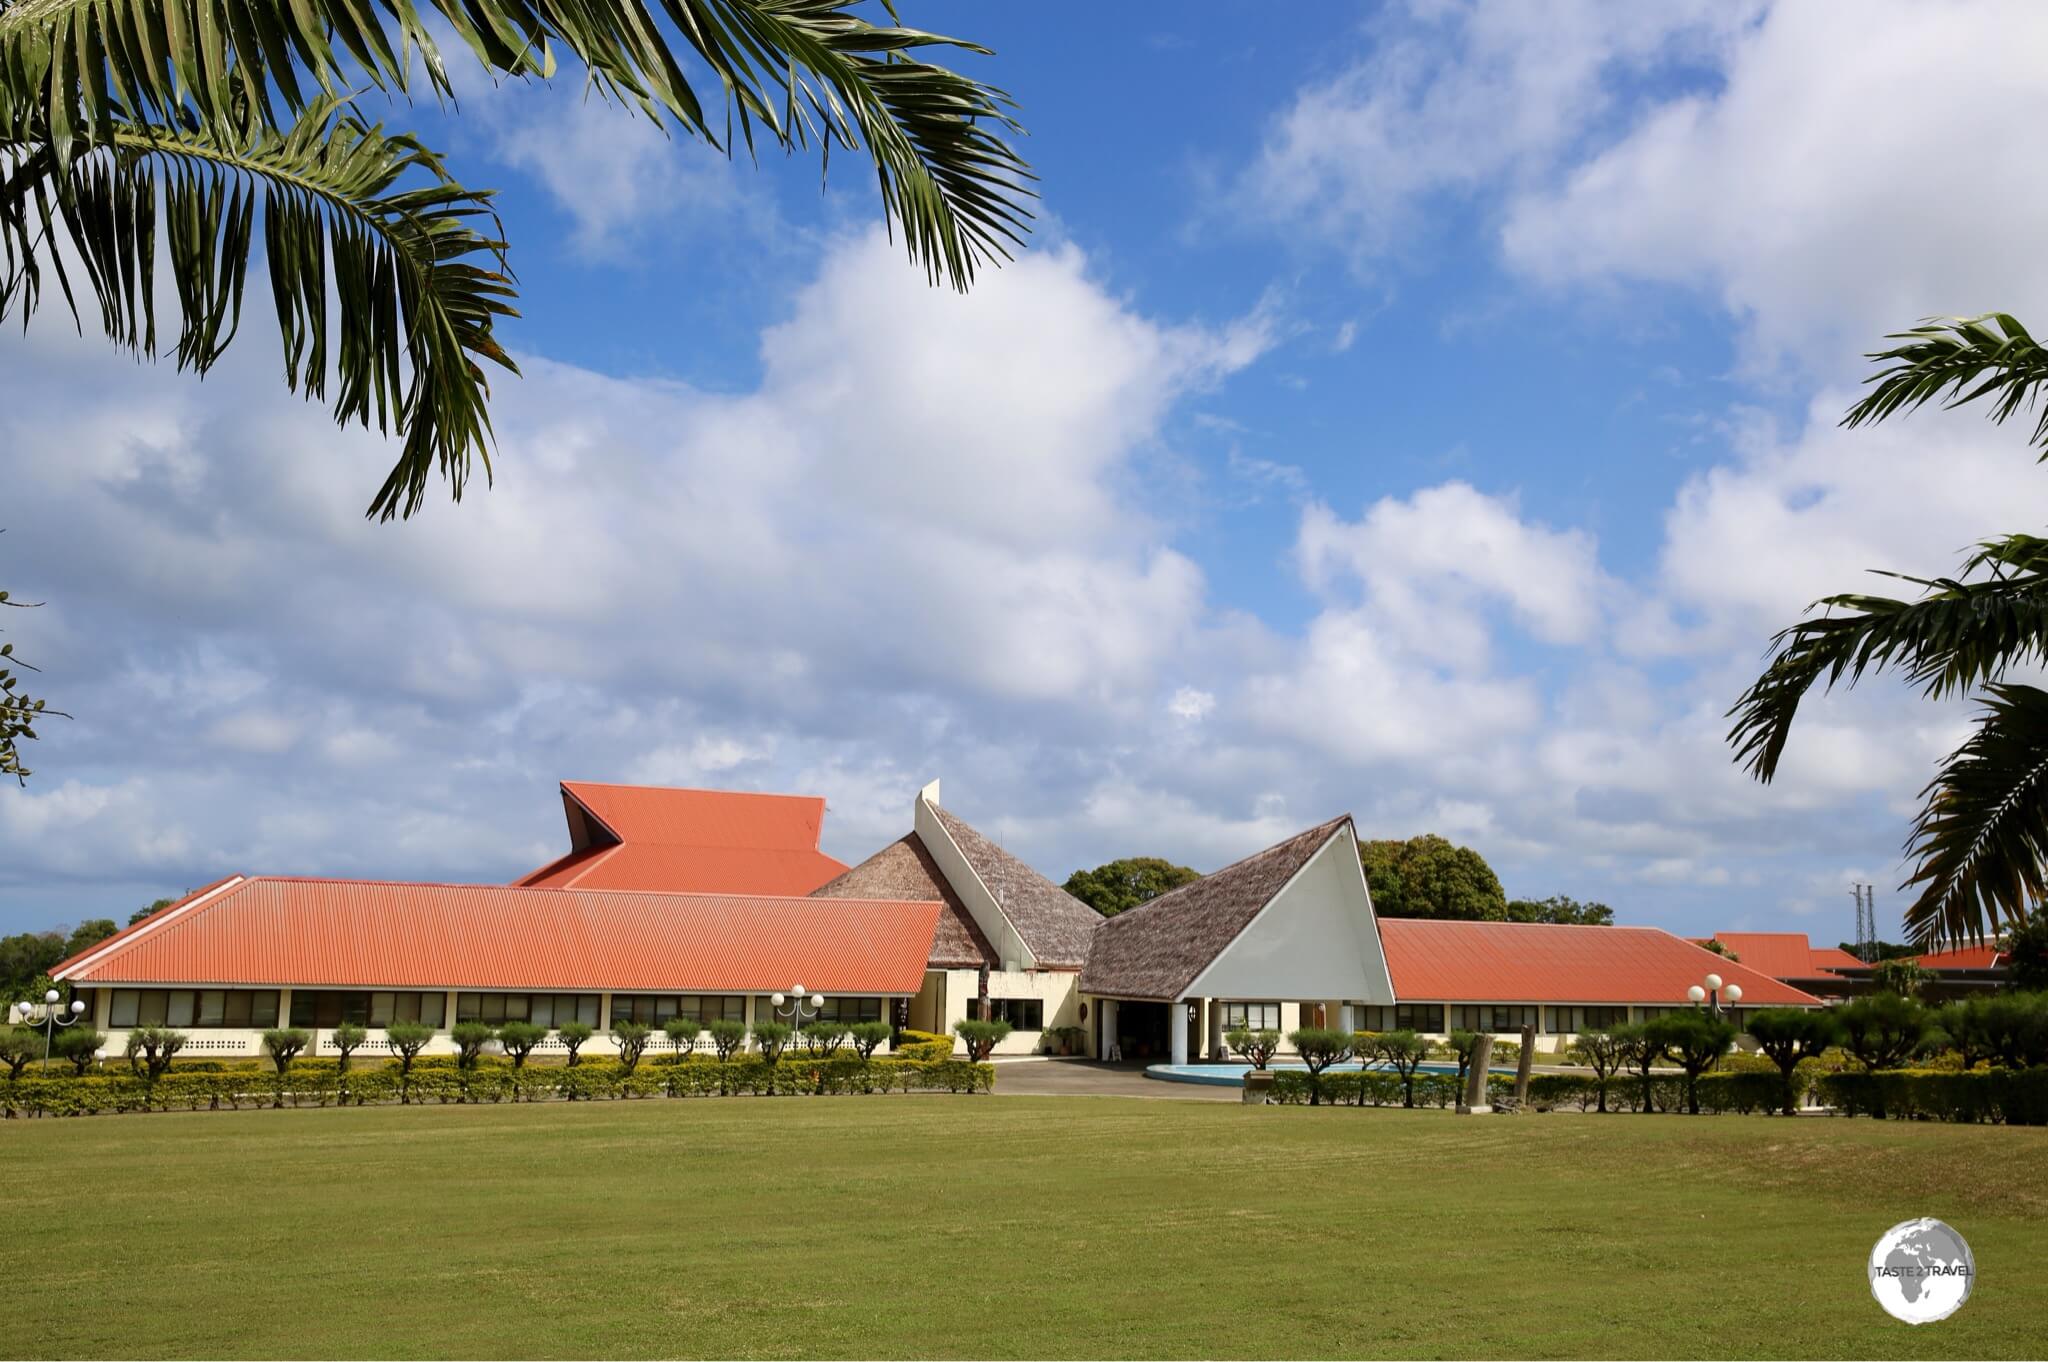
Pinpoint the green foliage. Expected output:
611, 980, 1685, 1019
1504, 895, 1614, 926
1061, 857, 1201, 917
1700, 939, 1740, 961
1871, 957, 1937, 998
0, 0, 1032, 523
555, 1019, 595, 1065
62, 918, 116, 958
128, 898, 175, 926
1224, 1027, 1281, 1070
1446, 1028, 1481, 1086
1359, 1029, 1430, 1107
661, 1018, 702, 1058
1821, 1067, 2048, 1124
261, 1027, 311, 1077
1745, 1008, 1842, 1115
0, 929, 65, 999
846, 1021, 892, 1061
797, 1020, 849, 1058
124, 1025, 185, 1082
705, 1019, 748, 1062
1835, 993, 1933, 1070
749, 1020, 792, 1064
1284, 1027, 1354, 1104
329, 1021, 368, 1073
1358, 834, 1506, 921
1643, 1012, 1737, 1115
0, 580, 63, 783
383, 1021, 434, 1076
450, 1021, 496, 1071
495, 1020, 547, 1068
1566, 1027, 1632, 1112
953, 1018, 1012, 1061
2008, 915, 2048, 991
608, 1020, 652, 1073
893, 1029, 954, 1062
0, 1023, 38, 1078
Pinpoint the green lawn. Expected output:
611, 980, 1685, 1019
6, 1095, 2045, 1359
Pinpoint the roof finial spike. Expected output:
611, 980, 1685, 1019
919, 777, 941, 807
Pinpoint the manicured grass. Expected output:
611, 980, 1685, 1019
6, 1095, 2046, 1358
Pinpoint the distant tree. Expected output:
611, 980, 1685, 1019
1700, 940, 1740, 961
62, 919, 117, 958
1062, 857, 1201, 917
1567, 1027, 1631, 1113
847, 1021, 893, 1062
1363, 1029, 1430, 1107
450, 1021, 496, 1071
496, 1021, 546, 1069
329, 1021, 367, 1074
1840, 939, 1920, 964
2007, 916, 2048, 991
1835, 993, 1932, 1071
556, 1020, 595, 1066
1505, 896, 1613, 926
0, 1025, 37, 1078
1285, 1027, 1355, 1105
261, 1027, 310, 1073
706, 1019, 749, 1062
954, 1018, 1011, 1061
1645, 1013, 1736, 1115
128, 898, 177, 927
53, 1027, 103, 1075
610, 1021, 652, 1074
1224, 1027, 1281, 1070
1447, 1028, 1483, 1087
750, 1021, 792, 1064
124, 1025, 185, 1083
800, 1020, 850, 1058
1745, 1008, 1841, 1115
1871, 957, 1937, 999
1359, 835, 1506, 920
662, 1018, 703, 1059
1977, 992, 2048, 1068
0, 931, 64, 997
1613, 1023, 1659, 1114
383, 1022, 434, 1086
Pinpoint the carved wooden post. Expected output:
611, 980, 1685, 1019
1458, 1033, 1493, 1114
1514, 1023, 1535, 1109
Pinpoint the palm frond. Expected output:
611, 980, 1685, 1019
1901, 683, 2048, 948
0, 0, 1033, 289
2, 93, 519, 519
1726, 534, 2048, 781
1845, 313, 2048, 454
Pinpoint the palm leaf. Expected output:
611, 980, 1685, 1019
2, 93, 519, 519
1846, 313, 2048, 454
1901, 683, 2048, 948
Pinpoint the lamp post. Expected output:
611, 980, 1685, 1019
1686, 973, 1743, 1019
13, 989, 89, 1072
771, 984, 825, 1034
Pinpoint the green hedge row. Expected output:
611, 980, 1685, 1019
1264, 1069, 1797, 1115
1820, 1068, 2048, 1125
0, 1055, 994, 1117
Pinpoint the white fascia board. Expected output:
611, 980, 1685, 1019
53, 876, 247, 981
913, 792, 1037, 971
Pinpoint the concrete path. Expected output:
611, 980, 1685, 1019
989, 1057, 1240, 1101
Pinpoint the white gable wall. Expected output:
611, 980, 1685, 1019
1182, 826, 1396, 1004
913, 782, 1038, 971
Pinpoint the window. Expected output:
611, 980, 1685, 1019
1549, 1005, 1629, 1034
1222, 1002, 1282, 1031
1451, 1004, 1538, 1032
289, 991, 373, 1029
108, 989, 280, 1028
368, 991, 447, 1028
986, 998, 1043, 1030
817, 997, 883, 1024
1356, 1004, 1445, 1032
455, 993, 596, 1030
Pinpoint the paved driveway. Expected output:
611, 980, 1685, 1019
989, 1057, 1241, 1101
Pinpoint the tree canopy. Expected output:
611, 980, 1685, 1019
1062, 857, 1201, 918
1504, 895, 1613, 926
1359, 835, 1506, 920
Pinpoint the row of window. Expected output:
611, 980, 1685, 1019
1221, 1002, 1282, 1031
100, 988, 894, 1031
291, 991, 449, 1030
109, 989, 282, 1030
983, 998, 1043, 1030
455, 993, 601, 1028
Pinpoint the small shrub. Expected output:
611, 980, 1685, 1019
611, 1020, 652, 1073
556, 1019, 595, 1065
954, 1018, 1012, 1062
450, 1021, 496, 1071
798, 1021, 849, 1058
894, 1029, 954, 1062
706, 1019, 748, 1062
1285, 1028, 1354, 1105
1746, 1008, 1841, 1115
1644, 1012, 1737, 1115
329, 1021, 368, 1074
384, 1021, 434, 1086
496, 1021, 547, 1069
1835, 993, 1932, 1071
1224, 1027, 1281, 1070
0, 1025, 39, 1079
125, 1025, 187, 1083
662, 1018, 703, 1058
750, 1020, 792, 1064
847, 1021, 892, 1061
53, 1026, 104, 1075
1359, 1029, 1429, 1107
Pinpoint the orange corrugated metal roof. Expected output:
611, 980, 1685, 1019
1380, 920, 1821, 1006
55, 877, 939, 994
1914, 944, 2007, 970
519, 843, 847, 896
1705, 932, 1860, 981
563, 781, 829, 850
515, 782, 848, 894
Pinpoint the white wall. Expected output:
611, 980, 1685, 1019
1184, 829, 1396, 1005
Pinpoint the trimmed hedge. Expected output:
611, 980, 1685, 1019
0, 1053, 994, 1117
1820, 1068, 2048, 1125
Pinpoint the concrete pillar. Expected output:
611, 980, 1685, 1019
1459, 1033, 1494, 1115
444, 989, 459, 1032
1170, 1000, 1189, 1066
1100, 998, 1119, 1061
1206, 1000, 1224, 1060
1335, 1003, 1355, 1033
278, 987, 294, 1032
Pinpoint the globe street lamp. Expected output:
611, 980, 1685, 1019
771, 984, 825, 1034
1686, 972, 1743, 1019
14, 989, 89, 1072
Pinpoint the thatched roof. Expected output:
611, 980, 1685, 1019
930, 805, 1101, 969
1078, 815, 1351, 1002
810, 834, 996, 970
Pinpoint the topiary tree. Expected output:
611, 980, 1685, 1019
1745, 1008, 1842, 1115
1566, 1026, 1630, 1113
1364, 1029, 1430, 1107
384, 1021, 434, 1077
1644, 1012, 1738, 1115
51, 1027, 102, 1076
610, 1020, 652, 1074
450, 1020, 495, 1071
707, 1018, 749, 1062
1871, 957, 1937, 999
1447, 1028, 1482, 1087
662, 1018, 703, 1059
0, 1024, 37, 1078
124, 1025, 185, 1083
847, 1021, 892, 1062
259, 1027, 311, 1106
496, 1020, 546, 1069
1224, 1027, 1281, 1070
556, 1019, 594, 1067
1835, 993, 1932, 1071
1285, 1027, 1355, 1105
329, 1021, 367, 1074
750, 1020, 792, 1064
1974, 992, 2048, 1069
800, 1020, 849, 1058
954, 1018, 1011, 1061
1612, 1022, 1659, 1113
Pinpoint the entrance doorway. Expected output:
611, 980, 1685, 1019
1116, 1001, 1170, 1061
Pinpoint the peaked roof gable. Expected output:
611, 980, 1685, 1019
516, 781, 847, 896
1079, 815, 1352, 1002
1385, 920, 1821, 1006
811, 834, 997, 969
923, 803, 1101, 968
1703, 931, 1862, 981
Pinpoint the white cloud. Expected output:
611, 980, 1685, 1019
1166, 686, 1215, 723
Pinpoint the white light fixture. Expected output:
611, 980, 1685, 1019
44, 988, 59, 1004
792, 984, 806, 997
771, 993, 786, 1006
1688, 984, 1707, 1003
1724, 983, 1743, 1004
70, 1000, 85, 1014
1704, 973, 1723, 992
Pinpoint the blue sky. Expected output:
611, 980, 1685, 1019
6, 0, 2048, 943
